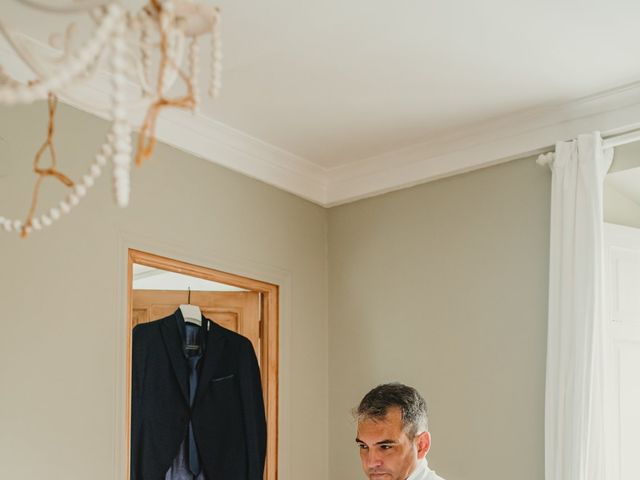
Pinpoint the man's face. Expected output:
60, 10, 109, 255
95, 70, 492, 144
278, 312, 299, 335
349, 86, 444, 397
355, 406, 430, 480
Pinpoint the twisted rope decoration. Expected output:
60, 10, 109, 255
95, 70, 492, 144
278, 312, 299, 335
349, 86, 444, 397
135, 0, 195, 166
21, 93, 75, 237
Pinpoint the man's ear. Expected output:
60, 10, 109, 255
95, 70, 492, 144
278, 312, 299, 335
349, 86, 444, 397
415, 431, 431, 459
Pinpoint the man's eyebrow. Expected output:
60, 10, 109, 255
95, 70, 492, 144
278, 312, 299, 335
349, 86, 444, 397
355, 438, 399, 445
374, 439, 398, 445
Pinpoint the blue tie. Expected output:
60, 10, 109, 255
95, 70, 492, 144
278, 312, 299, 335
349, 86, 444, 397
187, 355, 201, 477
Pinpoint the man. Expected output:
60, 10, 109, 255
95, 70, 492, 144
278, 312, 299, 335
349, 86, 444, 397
355, 383, 445, 480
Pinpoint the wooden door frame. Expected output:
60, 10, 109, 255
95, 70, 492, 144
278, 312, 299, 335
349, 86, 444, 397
126, 248, 279, 480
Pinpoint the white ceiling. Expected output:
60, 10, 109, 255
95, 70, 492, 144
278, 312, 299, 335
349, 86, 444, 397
3, 0, 640, 205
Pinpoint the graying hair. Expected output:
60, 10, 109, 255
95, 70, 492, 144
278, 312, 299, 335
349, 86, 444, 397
355, 382, 428, 439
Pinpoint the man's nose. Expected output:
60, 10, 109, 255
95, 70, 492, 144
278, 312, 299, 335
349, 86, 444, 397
365, 450, 382, 468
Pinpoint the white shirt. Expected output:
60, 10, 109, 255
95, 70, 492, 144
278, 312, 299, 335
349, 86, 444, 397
406, 459, 445, 480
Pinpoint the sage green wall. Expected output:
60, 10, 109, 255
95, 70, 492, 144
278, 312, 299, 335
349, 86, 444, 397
4, 100, 637, 480
0, 103, 329, 480
327, 157, 551, 480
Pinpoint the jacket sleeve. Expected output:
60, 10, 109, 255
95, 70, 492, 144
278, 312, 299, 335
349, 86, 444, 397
130, 324, 145, 480
238, 338, 267, 480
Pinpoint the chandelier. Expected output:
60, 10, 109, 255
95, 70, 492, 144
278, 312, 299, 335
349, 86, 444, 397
0, 0, 222, 237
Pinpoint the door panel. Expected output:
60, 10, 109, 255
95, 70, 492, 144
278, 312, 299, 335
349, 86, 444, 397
132, 289, 261, 364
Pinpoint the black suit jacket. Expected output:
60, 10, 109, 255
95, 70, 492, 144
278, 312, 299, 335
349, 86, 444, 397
131, 309, 267, 480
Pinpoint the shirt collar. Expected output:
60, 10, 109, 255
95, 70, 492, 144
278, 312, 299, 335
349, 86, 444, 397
406, 458, 429, 480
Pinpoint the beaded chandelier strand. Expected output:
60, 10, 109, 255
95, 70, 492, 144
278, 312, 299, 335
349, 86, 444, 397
0, 0, 222, 237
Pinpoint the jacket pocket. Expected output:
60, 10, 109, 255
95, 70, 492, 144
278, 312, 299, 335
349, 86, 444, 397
210, 374, 235, 383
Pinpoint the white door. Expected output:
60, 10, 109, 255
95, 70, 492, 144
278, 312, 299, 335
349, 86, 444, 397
604, 223, 640, 480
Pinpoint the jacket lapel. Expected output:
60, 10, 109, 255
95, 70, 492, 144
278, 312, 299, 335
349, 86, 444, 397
160, 312, 189, 404
194, 318, 226, 405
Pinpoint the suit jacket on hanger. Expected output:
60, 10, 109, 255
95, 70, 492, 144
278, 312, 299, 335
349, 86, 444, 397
131, 309, 267, 480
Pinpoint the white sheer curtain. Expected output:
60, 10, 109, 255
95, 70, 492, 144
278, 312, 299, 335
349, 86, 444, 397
543, 133, 613, 480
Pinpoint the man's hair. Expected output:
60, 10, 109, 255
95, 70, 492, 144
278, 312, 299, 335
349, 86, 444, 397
355, 382, 428, 439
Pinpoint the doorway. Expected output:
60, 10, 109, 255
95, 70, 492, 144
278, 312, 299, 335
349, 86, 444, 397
126, 249, 279, 480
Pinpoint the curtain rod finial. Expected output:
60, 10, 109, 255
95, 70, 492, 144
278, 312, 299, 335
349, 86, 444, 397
537, 152, 554, 167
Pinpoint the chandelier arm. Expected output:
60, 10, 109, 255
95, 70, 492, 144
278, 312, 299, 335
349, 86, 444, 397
0, 18, 50, 80
0, 4, 123, 104
15, 0, 113, 14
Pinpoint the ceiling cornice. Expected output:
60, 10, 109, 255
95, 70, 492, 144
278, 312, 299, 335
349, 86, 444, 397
324, 81, 640, 206
3, 37, 640, 207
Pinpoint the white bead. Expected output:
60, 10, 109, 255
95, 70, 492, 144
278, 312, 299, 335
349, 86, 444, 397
0, 216, 4, 224
59, 201, 70, 214
79, 47, 95, 65
84, 39, 101, 58
101, 143, 113, 157
49, 207, 61, 220
41, 214, 52, 227
112, 123, 131, 136
68, 193, 80, 206
95, 154, 107, 166
89, 164, 102, 180
75, 185, 87, 197
2, 219, 12, 232
12, 220, 22, 231
81, 174, 93, 187
31, 218, 42, 230
115, 189, 130, 203
113, 168, 129, 180
113, 153, 131, 166
115, 141, 132, 154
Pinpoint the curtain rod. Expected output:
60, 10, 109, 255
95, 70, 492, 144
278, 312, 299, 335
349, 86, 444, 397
602, 129, 640, 149
537, 128, 640, 166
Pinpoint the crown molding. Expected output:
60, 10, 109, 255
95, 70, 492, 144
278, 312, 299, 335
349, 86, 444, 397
324, 81, 640, 206
0, 37, 329, 205
3, 36, 640, 208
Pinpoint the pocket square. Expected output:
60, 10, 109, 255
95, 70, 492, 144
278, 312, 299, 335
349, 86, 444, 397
210, 374, 235, 383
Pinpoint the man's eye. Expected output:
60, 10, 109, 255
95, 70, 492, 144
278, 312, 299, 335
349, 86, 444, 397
380, 445, 393, 450
357, 444, 368, 450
